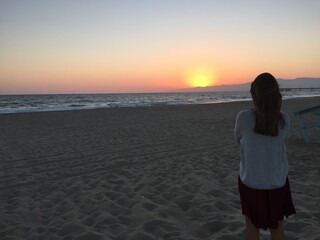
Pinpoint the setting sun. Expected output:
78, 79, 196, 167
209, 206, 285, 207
191, 74, 212, 87
187, 67, 215, 87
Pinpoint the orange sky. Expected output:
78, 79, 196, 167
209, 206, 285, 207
1, 1, 320, 94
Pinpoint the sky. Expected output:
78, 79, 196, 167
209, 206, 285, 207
1, 0, 320, 94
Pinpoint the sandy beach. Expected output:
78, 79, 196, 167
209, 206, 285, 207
0, 97, 319, 240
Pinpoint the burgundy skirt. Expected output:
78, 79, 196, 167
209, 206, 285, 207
238, 176, 296, 229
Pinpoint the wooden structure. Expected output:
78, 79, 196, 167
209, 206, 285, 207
294, 105, 320, 143
281, 88, 320, 92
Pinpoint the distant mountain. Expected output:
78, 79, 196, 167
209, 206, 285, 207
277, 78, 320, 88
173, 78, 320, 92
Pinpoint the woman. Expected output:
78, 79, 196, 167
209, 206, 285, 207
234, 73, 296, 240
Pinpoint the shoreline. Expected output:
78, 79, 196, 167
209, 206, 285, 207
1, 95, 319, 115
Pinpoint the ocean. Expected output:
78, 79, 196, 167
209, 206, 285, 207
1, 91, 319, 114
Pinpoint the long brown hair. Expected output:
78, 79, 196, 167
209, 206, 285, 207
250, 73, 284, 136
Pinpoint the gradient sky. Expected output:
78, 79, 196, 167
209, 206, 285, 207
1, 0, 320, 94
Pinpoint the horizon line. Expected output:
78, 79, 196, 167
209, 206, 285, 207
1, 77, 319, 96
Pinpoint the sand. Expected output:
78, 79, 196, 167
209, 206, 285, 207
0, 97, 319, 240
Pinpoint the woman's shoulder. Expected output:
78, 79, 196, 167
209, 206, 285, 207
281, 111, 290, 121
281, 111, 289, 117
237, 109, 255, 119
280, 111, 290, 125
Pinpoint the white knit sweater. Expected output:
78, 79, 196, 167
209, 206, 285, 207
234, 110, 290, 189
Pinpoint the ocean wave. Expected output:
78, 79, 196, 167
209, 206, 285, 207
0, 91, 319, 114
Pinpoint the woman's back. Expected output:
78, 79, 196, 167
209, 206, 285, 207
235, 110, 290, 189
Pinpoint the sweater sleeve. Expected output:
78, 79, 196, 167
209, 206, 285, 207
283, 112, 290, 144
234, 112, 243, 146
